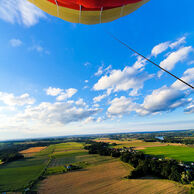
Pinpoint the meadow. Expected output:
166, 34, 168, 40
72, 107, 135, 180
143, 145, 194, 162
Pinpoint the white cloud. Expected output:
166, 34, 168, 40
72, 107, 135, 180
170, 37, 186, 49
188, 60, 194, 65
29, 44, 50, 55
75, 98, 87, 107
184, 104, 194, 114
140, 86, 190, 115
93, 58, 152, 96
158, 46, 193, 75
107, 67, 193, 117
0, 92, 35, 106
46, 87, 64, 96
151, 42, 170, 57
84, 80, 89, 83
94, 64, 112, 77
172, 67, 194, 90
17, 101, 100, 125
0, 0, 46, 27
9, 38, 22, 47
83, 117, 95, 124
84, 62, 90, 67
151, 36, 187, 57
107, 96, 138, 117
57, 88, 77, 101
93, 94, 107, 103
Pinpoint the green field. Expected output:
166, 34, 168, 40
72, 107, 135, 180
47, 142, 114, 175
143, 145, 194, 162
0, 145, 54, 192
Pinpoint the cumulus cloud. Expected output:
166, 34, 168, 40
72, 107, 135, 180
93, 94, 107, 103
139, 67, 194, 115
0, 0, 46, 27
0, 92, 35, 106
93, 57, 152, 96
57, 88, 77, 101
140, 86, 191, 115
75, 98, 87, 107
107, 96, 138, 117
17, 101, 100, 125
151, 42, 170, 57
46, 87, 64, 96
151, 36, 186, 57
9, 38, 22, 47
107, 67, 194, 117
158, 46, 193, 76
171, 67, 194, 90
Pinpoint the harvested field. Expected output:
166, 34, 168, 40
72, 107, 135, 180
20, 147, 46, 154
95, 138, 184, 150
39, 161, 188, 194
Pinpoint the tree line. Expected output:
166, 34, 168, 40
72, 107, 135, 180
84, 141, 194, 184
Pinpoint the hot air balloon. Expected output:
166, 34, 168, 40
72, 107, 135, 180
28, 0, 149, 24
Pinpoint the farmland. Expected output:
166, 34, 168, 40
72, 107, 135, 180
0, 145, 53, 192
95, 138, 183, 149
39, 160, 189, 194
0, 131, 193, 193
46, 142, 114, 175
95, 138, 194, 163
20, 146, 47, 154
143, 145, 194, 162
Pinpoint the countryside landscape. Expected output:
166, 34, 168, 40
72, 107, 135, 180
0, 0, 194, 194
0, 130, 194, 193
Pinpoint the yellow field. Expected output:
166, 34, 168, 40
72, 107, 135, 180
95, 138, 184, 150
38, 161, 188, 194
20, 146, 46, 154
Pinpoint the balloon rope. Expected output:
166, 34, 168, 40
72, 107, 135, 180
106, 31, 194, 90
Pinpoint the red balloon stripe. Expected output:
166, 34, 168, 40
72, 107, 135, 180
47, 0, 143, 10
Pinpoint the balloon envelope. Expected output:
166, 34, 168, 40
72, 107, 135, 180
28, 0, 149, 24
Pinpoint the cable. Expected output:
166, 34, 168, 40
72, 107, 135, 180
106, 31, 194, 90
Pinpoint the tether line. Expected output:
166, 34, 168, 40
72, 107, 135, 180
106, 31, 194, 90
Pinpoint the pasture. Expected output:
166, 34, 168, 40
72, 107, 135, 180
143, 145, 194, 162
39, 161, 189, 194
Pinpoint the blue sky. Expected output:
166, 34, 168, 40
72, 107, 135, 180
0, 0, 193, 140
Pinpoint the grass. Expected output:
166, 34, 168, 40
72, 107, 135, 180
0, 158, 47, 192
143, 145, 194, 162
46, 166, 67, 175
0, 145, 54, 192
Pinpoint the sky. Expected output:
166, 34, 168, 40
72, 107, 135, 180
0, 0, 194, 140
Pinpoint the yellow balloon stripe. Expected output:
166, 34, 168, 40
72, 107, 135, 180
28, 0, 149, 24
